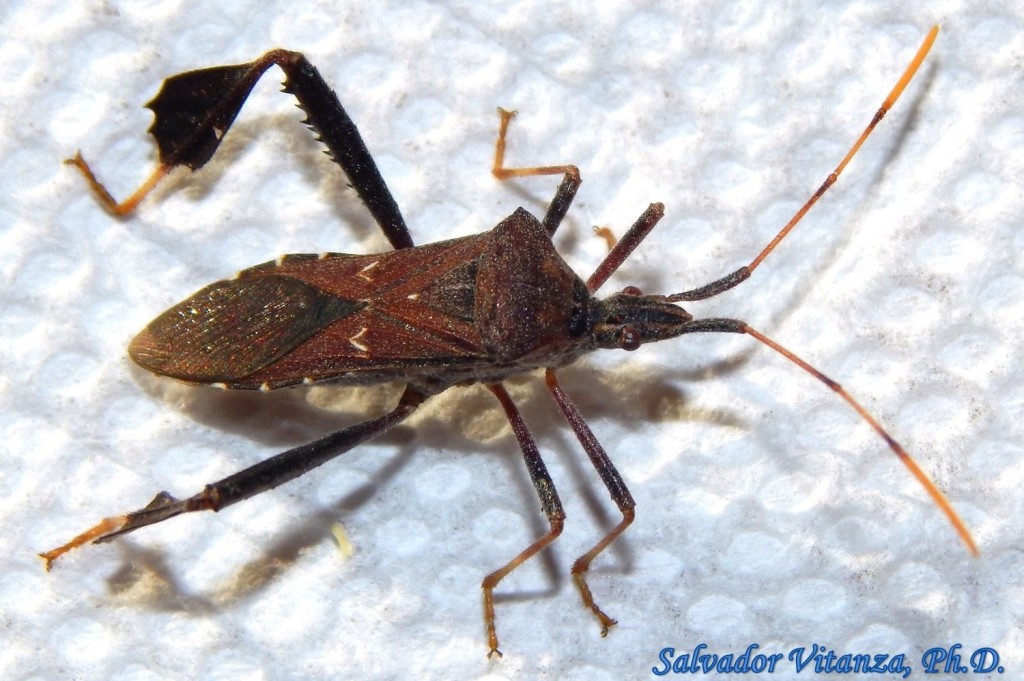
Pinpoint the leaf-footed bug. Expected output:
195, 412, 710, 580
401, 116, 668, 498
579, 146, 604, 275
43, 26, 974, 656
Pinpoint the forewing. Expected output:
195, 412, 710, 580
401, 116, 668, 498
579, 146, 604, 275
131, 234, 494, 388
129, 276, 363, 382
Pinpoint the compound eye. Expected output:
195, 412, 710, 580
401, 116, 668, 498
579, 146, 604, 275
622, 285, 643, 296
618, 325, 641, 351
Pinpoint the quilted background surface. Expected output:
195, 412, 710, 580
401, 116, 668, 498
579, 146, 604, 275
2, 1, 1022, 679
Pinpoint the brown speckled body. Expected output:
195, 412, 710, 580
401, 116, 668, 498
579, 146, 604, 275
129, 208, 607, 394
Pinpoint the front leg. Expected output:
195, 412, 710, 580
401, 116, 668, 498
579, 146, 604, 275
545, 369, 635, 635
67, 49, 413, 250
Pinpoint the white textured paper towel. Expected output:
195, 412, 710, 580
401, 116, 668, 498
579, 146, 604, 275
3, 1, 1022, 679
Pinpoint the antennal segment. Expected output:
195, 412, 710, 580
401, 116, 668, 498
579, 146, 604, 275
669, 26, 939, 304
677, 317, 978, 556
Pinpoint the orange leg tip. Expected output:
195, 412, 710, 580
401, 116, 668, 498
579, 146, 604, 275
38, 542, 77, 571
38, 552, 58, 572
37, 515, 129, 571
65, 152, 172, 217
593, 225, 618, 251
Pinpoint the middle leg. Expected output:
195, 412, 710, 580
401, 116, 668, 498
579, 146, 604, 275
482, 382, 566, 657
491, 108, 581, 236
